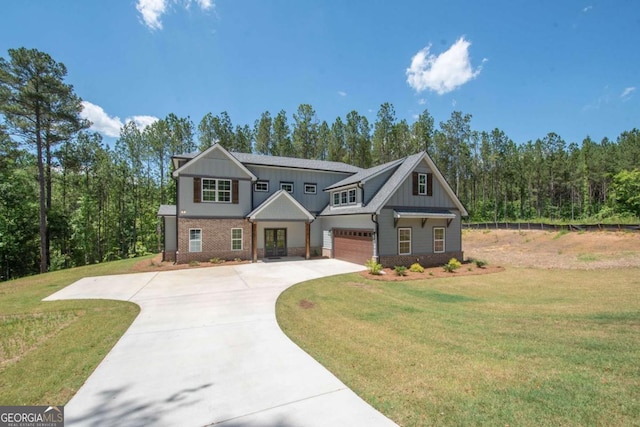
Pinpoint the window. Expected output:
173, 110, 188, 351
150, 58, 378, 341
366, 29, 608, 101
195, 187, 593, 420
434, 227, 445, 253
304, 183, 317, 194
202, 178, 231, 203
418, 173, 427, 195
398, 228, 411, 255
189, 229, 202, 252
280, 182, 294, 193
348, 188, 356, 204
231, 228, 243, 251
332, 188, 358, 206
255, 181, 269, 192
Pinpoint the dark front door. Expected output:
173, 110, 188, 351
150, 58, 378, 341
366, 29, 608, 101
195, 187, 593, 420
264, 228, 287, 257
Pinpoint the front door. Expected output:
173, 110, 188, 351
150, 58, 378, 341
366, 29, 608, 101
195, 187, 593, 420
264, 228, 287, 257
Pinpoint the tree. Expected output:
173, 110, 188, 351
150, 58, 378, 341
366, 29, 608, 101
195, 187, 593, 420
234, 124, 253, 153
254, 111, 272, 155
372, 102, 397, 165
345, 111, 371, 168
198, 111, 234, 151
610, 169, 640, 218
292, 104, 318, 159
316, 121, 330, 160
0, 47, 88, 273
328, 116, 346, 162
272, 110, 293, 157
411, 109, 435, 153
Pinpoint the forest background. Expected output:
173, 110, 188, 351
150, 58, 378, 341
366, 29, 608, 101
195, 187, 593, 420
1, 47, 639, 280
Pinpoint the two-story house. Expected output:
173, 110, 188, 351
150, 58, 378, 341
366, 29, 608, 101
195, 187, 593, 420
158, 143, 467, 267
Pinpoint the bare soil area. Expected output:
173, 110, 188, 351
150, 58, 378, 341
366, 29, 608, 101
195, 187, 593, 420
463, 229, 640, 269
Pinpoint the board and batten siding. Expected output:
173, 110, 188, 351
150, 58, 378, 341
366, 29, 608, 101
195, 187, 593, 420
362, 167, 397, 204
247, 165, 351, 213
178, 177, 252, 217
180, 149, 254, 179
164, 216, 177, 251
386, 161, 457, 209
376, 208, 461, 256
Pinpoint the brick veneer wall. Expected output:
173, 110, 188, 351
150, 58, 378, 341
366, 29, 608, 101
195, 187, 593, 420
256, 246, 320, 259
379, 251, 464, 268
177, 218, 252, 263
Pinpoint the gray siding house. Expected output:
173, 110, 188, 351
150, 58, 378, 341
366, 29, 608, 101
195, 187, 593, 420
158, 144, 467, 267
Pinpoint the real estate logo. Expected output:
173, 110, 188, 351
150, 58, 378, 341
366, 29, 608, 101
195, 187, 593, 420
0, 406, 63, 427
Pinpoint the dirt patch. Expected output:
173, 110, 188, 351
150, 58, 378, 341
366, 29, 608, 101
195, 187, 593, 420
131, 254, 250, 273
463, 229, 640, 269
360, 263, 504, 281
298, 299, 315, 309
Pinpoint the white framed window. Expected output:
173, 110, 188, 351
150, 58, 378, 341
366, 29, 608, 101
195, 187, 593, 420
189, 229, 202, 252
304, 183, 317, 194
348, 188, 356, 204
398, 228, 411, 255
280, 182, 294, 193
333, 192, 340, 205
231, 228, 243, 251
255, 181, 269, 192
434, 227, 445, 253
341, 191, 348, 204
202, 178, 231, 203
418, 173, 427, 195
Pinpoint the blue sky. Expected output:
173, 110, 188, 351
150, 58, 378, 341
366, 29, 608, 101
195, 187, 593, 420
2, 1, 638, 147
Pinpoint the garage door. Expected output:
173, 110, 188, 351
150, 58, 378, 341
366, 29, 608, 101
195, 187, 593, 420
333, 229, 374, 265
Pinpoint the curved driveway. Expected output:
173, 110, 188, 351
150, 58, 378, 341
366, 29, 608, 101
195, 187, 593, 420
45, 259, 397, 427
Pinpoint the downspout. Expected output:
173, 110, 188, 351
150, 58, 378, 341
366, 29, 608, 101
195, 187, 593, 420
371, 213, 379, 263
174, 176, 180, 265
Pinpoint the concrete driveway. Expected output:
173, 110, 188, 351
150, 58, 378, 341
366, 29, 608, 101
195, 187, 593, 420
44, 259, 397, 427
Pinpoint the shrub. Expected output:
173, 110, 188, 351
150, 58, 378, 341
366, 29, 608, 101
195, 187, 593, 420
409, 263, 424, 273
233, 257, 242, 262
394, 266, 407, 276
209, 257, 224, 264
474, 259, 487, 269
189, 260, 200, 266
365, 258, 383, 275
443, 258, 462, 273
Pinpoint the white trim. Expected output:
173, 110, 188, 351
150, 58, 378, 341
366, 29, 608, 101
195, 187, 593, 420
418, 173, 427, 195
433, 227, 445, 253
231, 228, 243, 251
189, 228, 202, 252
280, 182, 294, 193
398, 227, 411, 255
304, 183, 317, 194
202, 178, 231, 203
247, 190, 315, 222
393, 211, 456, 220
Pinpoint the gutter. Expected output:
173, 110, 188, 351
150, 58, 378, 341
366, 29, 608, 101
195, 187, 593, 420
371, 213, 379, 262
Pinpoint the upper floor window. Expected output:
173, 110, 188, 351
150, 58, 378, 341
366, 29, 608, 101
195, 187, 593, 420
304, 183, 317, 194
418, 173, 427, 195
203, 178, 231, 202
255, 181, 269, 192
280, 182, 294, 193
413, 172, 433, 196
332, 188, 357, 206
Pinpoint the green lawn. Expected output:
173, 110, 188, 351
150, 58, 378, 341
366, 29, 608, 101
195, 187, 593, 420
0, 257, 151, 405
277, 267, 640, 426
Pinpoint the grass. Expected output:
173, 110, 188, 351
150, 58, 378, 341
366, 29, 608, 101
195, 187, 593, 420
277, 267, 640, 426
0, 256, 151, 405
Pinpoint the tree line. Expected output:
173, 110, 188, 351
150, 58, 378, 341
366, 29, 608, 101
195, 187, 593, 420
1, 47, 638, 280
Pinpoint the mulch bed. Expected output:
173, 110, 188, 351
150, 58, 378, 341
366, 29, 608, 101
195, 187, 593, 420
359, 262, 504, 281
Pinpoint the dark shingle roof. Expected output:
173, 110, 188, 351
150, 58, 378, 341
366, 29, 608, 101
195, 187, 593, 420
157, 204, 176, 216
231, 152, 361, 173
325, 158, 404, 190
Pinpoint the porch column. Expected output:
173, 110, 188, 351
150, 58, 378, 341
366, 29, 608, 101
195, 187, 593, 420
252, 222, 258, 262
305, 222, 311, 260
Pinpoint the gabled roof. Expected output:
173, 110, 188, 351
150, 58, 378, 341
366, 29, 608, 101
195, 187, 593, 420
173, 149, 361, 174
247, 190, 315, 222
324, 158, 404, 190
319, 152, 468, 217
172, 144, 258, 180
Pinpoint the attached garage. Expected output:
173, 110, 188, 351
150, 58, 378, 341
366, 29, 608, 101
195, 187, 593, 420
333, 229, 374, 265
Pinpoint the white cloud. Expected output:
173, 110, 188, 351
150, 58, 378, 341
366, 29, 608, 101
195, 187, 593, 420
583, 5, 593, 13
406, 37, 484, 95
338, 91, 347, 97
81, 101, 123, 138
417, 98, 426, 105
127, 115, 160, 130
621, 87, 636, 99
136, 0, 214, 30
81, 101, 159, 137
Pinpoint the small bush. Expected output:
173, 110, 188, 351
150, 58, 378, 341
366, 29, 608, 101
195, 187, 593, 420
189, 260, 200, 266
474, 259, 487, 269
443, 258, 462, 273
409, 263, 424, 273
209, 257, 224, 264
394, 266, 407, 276
365, 258, 383, 275
233, 257, 242, 262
